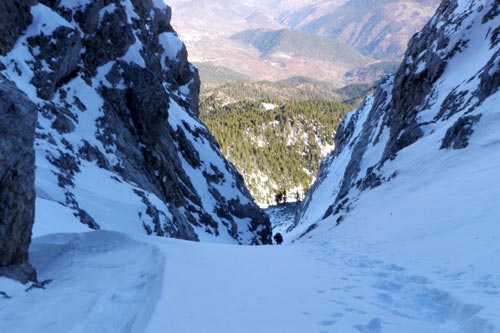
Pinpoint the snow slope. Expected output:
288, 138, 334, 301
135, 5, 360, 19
0, 232, 164, 333
1, 229, 498, 332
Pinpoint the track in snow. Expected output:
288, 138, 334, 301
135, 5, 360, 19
0, 231, 496, 333
146, 237, 495, 333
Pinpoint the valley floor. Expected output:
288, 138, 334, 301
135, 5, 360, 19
0, 228, 498, 333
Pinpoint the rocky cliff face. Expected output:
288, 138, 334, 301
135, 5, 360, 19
0, 0, 35, 56
0, 74, 37, 283
293, 0, 500, 235
0, 0, 271, 248
0, 0, 38, 283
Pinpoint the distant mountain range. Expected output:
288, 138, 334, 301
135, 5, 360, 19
278, 0, 440, 59
168, 0, 440, 87
231, 28, 368, 66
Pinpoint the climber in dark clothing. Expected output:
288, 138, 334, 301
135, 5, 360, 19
273, 232, 283, 245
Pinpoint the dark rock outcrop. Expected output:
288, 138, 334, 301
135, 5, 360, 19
441, 115, 482, 150
0, 0, 34, 55
29, 26, 82, 100
0, 0, 271, 245
0, 76, 37, 283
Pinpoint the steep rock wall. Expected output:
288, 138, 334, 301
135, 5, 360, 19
0, 0, 38, 283
0, 75, 37, 283
294, 0, 500, 235
0, 75, 37, 281
0, 0, 271, 245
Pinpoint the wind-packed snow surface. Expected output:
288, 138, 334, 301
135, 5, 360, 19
1, 227, 498, 332
0, 0, 270, 244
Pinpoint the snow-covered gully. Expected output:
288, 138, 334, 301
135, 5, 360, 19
1, 229, 496, 333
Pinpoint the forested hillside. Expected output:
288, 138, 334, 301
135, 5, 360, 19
200, 100, 352, 206
195, 62, 250, 90
201, 78, 373, 103
231, 28, 368, 66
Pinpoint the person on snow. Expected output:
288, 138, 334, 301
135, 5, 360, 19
273, 232, 283, 245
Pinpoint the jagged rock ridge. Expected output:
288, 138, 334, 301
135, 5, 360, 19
293, 0, 500, 233
0, 0, 271, 249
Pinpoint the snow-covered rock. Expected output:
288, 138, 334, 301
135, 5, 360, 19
0, 0, 271, 247
282, 1, 500, 328
294, 0, 500, 235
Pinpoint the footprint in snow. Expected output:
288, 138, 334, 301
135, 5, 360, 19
330, 299, 347, 306
354, 318, 382, 333
318, 319, 336, 326
376, 292, 394, 305
344, 285, 358, 290
374, 271, 389, 278
384, 264, 405, 271
475, 277, 498, 289
372, 279, 403, 292
404, 274, 430, 284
